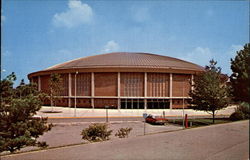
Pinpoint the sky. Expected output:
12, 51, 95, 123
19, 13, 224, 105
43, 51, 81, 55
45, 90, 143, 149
1, 0, 249, 85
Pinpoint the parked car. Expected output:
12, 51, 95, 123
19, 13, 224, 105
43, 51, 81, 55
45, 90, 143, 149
145, 114, 168, 125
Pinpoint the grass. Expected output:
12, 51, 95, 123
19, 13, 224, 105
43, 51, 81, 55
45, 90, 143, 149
168, 118, 232, 127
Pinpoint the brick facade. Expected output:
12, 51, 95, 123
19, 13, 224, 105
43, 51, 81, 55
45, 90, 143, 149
147, 73, 169, 97
32, 72, 194, 109
172, 74, 191, 97
95, 73, 117, 96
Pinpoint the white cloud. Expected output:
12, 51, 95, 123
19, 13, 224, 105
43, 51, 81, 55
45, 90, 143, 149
179, 47, 213, 66
101, 40, 120, 53
132, 7, 150, 23
52, 0, 93, 28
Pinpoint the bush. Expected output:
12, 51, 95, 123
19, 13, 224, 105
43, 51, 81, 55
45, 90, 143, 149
81, 123, 112, 142
115, 127, 132, 138
230, 103, 250, 121
229, 111, 245, 121
237, 103, 250, 119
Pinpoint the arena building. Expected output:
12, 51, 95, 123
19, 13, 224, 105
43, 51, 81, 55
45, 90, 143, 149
28, 52, 204, 110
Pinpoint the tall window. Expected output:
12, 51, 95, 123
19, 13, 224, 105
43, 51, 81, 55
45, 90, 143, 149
121, 73, 143, 97
147, 73, 169, 97
72, 73, 91, 96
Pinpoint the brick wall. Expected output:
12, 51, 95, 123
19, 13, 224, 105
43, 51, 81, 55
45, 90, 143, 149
32, 76, 38, 85
60, 74, 69, 96
94, 98, 118, 108
95, 73, 117, 96
172, 99, 190, 109
70, 98, 92, 108
172, 74, 191, 97
55, 98, 68, 107
40, 75, 50, 94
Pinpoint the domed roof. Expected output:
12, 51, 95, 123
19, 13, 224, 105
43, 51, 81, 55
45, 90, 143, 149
45, 52, 203, 71
28, 52, 204, 78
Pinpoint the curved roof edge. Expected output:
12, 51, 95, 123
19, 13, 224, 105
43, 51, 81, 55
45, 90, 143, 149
28, 52, 204, 78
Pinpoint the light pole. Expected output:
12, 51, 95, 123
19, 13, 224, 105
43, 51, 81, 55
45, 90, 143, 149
105, 106, 109, 123
74, 71, 78, 117
182, 80, 185, 129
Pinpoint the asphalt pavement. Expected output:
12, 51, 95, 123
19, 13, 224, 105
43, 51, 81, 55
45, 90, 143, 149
46, 115, 229, 123
2, 120, 249, 160
37, 106, 236, 119
47, 117, 143, 123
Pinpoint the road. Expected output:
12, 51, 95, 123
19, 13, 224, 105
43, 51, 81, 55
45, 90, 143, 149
2, 120, 249, 160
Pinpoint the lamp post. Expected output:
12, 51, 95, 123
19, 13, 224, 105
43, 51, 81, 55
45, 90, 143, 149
182, 80, 185, 129
105, 106, 109, 123
74, 71, 78, 117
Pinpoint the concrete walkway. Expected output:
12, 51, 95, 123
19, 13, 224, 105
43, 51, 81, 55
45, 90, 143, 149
3, 120, 249, 160
37, 105, 236, 118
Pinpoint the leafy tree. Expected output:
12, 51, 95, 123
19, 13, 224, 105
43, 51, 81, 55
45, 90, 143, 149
230, 43, 250, 104
49, 73, 63, 111
189, 60, 230, 123
0, 73, 52, 153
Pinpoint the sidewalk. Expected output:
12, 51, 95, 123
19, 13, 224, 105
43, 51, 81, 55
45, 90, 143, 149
36, 105, 236, 118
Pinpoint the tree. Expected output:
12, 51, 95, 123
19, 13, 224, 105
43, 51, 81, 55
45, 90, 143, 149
49, 73, 63, 111
230, 43, 250, 104
0, 73, 52, 153
189, 60, 230, 123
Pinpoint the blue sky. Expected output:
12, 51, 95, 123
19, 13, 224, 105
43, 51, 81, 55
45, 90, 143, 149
2, 0, 249, 85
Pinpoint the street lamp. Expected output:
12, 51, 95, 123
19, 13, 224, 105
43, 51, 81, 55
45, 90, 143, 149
105, 106, 109, 123
182, 80, 185, 129
74, 71, 78, 117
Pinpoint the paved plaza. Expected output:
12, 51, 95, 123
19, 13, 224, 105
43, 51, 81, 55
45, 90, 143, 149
37, 105, 236, 118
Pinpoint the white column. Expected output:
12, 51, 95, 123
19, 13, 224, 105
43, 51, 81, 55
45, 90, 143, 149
38, 76, 41, 91
68, 73, 71, 107
68, 73, 72, 96
91, 72, 95, 108
169, 73, 173, 109
144, 72, 147, 97
144, 72, 147, 109
74, 72, 78, 117
117, 72, 121, 109
191, 74, 194, 91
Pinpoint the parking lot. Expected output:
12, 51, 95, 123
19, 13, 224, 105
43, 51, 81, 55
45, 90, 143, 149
40, 121, 181, 147
13, 121, 182, 153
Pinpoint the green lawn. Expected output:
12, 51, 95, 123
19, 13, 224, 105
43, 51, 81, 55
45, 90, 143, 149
168, 118, 232, 127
